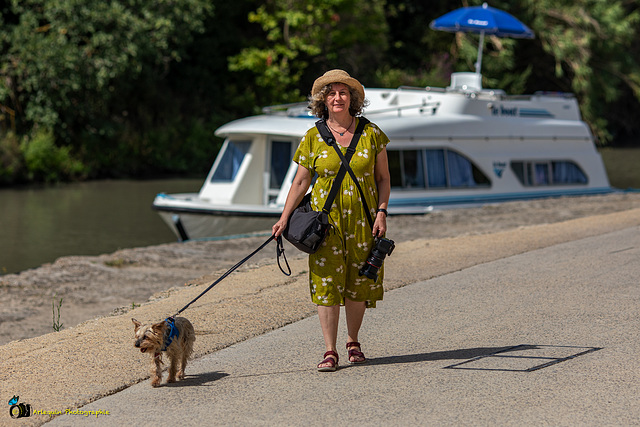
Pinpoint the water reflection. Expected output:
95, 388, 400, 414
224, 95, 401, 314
0, 179, 201, 274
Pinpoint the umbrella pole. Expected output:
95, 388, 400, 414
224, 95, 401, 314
475, 30, 485, 74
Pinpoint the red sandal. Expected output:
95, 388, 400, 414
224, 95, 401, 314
346, 342, 366, 364
317, 350, 339, 372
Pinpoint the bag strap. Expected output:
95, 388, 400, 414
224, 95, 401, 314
328, 140, 375, 230
316, 117, 373, 230
315, 117, 368, 216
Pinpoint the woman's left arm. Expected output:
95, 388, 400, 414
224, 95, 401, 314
373, 147, 391, 237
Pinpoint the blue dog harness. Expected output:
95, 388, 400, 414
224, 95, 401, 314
161, 317, 180, 351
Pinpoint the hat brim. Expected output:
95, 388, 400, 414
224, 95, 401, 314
312, 73, 365, 100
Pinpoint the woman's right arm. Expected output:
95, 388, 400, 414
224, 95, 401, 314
272, 164, 312, 237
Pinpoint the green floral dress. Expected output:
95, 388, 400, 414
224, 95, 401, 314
293, 118, 390, 308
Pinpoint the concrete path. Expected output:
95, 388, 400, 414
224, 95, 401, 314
46, 226, 640, 426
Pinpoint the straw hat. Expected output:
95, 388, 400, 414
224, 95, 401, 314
311, 69, 365, 100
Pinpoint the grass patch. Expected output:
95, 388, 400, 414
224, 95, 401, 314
599, 148, 640, 189
52, 296, 63, 332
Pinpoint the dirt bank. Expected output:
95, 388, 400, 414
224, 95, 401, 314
1, 192, 639, 346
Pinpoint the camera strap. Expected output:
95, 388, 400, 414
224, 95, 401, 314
331, 145, 375, 229
316, 117, 374, 229
316, 117, 368, 217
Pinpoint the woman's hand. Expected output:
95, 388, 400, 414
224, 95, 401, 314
372, 211, 387, 237
272, 164, 312, 237
272, 217, 288, 238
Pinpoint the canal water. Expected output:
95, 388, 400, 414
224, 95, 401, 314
1, 149, 638, 276
0, 179, 201, 275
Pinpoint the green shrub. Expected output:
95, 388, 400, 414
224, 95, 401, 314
20, 128, 87, 182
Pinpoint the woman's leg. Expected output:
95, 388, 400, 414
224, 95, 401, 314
345, 298, 366, 362
317, 305, 340, 368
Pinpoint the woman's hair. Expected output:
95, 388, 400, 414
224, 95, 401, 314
308, 83, 368, 119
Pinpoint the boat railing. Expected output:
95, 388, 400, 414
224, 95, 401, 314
263, 98, 440, 118
400, 84, 506, 99
262, 102, 311, 116
399, 84, 576, 102
260, 87, 577, 119
399, 85, 447, 93
365, 101, 441, 117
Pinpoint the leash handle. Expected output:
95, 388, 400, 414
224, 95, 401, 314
276, 236, 291, 276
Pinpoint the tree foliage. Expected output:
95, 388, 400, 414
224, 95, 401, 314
0, 0, 639, 185
228, 0, 388, 107
0, 0, 215, 179
521, 0, 640, 143
0, 0, 212, 134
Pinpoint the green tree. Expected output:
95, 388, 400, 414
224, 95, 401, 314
381, 0, 464, 88
1, 0, 212, 132
228, 0, 388, 108
520, 0, 640, 143
0, 0, 214, 177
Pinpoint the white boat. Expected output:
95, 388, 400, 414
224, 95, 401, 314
153, 72, 611, 241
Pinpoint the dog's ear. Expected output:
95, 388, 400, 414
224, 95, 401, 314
132, 318, 141, 331
152, 320, 167, 333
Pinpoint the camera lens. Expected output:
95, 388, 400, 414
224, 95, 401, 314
358, 238, 395, 282
359, 262, 379, 281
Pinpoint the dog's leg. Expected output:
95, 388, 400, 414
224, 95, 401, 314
178, 352, 188, 380
181, 325, 195, 380
167, 353, 178, 383
151, 354, 163, 387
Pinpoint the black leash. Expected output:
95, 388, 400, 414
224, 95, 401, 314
170, 235, 290, 318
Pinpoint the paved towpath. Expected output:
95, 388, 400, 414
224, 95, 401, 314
45, 224, 640, 426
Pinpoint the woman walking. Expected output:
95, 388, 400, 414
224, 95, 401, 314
272, 69, 391, 371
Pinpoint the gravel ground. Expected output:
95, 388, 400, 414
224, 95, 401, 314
1, 192, 639, 346
1, 193, 640, 426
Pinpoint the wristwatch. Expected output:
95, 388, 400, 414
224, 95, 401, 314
376, 208, 388, 217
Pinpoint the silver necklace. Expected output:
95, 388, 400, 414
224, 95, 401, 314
327, 117, 354, 136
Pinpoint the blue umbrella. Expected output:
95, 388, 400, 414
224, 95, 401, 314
430, 2, 534, 74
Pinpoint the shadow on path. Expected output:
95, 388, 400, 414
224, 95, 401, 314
164, 371, 230, 387
366, 345, 539, 366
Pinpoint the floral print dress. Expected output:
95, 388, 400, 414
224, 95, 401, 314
293, 118, 390, 308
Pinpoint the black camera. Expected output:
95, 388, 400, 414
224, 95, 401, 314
9, 403, 31, 419
359, 237, 395, 282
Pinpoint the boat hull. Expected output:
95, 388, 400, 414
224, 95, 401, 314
152, 193, 280, 240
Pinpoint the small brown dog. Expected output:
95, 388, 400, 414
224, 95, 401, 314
132, 317, 195, 387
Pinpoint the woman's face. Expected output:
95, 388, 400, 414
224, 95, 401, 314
325, 83, 351, 116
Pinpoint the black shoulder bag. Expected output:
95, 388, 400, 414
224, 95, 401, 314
282, 117, 368, 254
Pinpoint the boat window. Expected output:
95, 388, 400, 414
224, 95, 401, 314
388, 151, 402, 187
447, 150, 491, 187
552, 161, 588, 184
270, 141, 292, 189
426, 149, 447, 188
511, 160, 587, 186
390, 148, 490, 190
532, 163, 550, 186
388, 150, 426, 189
211, 140, 251, 182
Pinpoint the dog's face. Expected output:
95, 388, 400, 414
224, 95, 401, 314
132, 318, 166, 354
